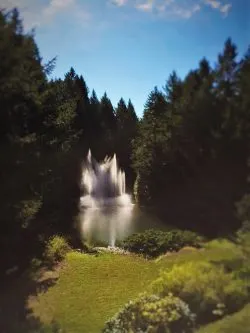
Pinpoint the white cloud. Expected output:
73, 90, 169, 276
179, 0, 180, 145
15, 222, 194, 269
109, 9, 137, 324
205, 0, 220, 9
0, 0, 35, 12
157, 0, 174, 13
171, 3, 201, 19
111, 0, 127, 6
134, 0, 201, 19
43, 0, 90, 25
1, 0, 44, 28
1, 0, 90, 29
204, 0, 232, 16
43, 0, 75, 17
110, 0, 232, 19
135, 0, 154, 12
220, 3, 232, 16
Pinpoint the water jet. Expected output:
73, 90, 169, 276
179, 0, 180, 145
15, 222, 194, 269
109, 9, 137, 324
80, 150, 132, 208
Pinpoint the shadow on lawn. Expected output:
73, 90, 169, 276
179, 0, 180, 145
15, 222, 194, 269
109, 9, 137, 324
0, 266, 60, 333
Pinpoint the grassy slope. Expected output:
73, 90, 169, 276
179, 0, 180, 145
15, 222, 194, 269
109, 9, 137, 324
197, 304, 250, 333
30, 242, 243, 333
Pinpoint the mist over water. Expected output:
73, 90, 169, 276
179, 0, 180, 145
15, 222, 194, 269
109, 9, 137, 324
79, 150, 164, 246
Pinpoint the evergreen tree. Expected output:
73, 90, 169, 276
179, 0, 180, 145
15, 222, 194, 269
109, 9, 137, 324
180, 59, 216, 159
133, 87, 169, 203
213, 38, 239, 148
99, 92, 116, 154
115, 98, 138, 184
116, 98, 128, 129
74, 74, 90, 134
88, 89, 103, 154
0, 8, 47, 140
234, 46, 250, 147
164, 71, 183, 106
100, 92, 116, 131
127, 99, 138, 122
89, 89, 101, 133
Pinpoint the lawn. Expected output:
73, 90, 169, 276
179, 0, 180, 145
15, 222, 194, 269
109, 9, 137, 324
31, 252, 161, 333
29, 240, 245, 333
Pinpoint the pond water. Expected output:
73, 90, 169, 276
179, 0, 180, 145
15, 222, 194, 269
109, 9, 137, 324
79, 204, 168, 246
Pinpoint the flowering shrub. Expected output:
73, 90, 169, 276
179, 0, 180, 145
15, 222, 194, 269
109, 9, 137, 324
103, 293, 195, 333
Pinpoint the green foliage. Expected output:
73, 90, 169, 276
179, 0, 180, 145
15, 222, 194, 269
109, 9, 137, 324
17, 198, 42, 228
44, 235, 70, 263
235, 195, 250, 223
237, 223, 250, 253
132, 87, 170, 203
205, 239, 239, 251
30, 252, 165, 333
30, 257, 43, 271
132, 38, 250, 205
0, 9, 47, 140
197, 304, 250, 333
235, 224, 250, 279
103, 293, 195, 333
115, 98, 138, 178
152, 261, 249, 324
121, 229, 202, 257
204, 239, 245, 274
20, 239, 249, 333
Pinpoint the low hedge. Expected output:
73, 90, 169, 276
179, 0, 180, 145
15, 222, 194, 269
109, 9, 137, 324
121, 229, 203, 257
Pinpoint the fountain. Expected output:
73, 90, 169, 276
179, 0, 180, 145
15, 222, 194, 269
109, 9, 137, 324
79, 150, 134, 246
80, 150, 132, 208
79, 150, 164, 247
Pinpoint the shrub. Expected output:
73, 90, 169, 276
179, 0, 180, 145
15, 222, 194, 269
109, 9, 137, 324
103, 293, 195, 333
17, 198, 42, 229
237, 221, 250, 234
44, 235, 70, 263
235, 224, 250, 281
196, 304, 250, 333
205, 239, 245, 273
235, 194, 250, 222
151, 261, 249, 324
205, 239, 239, 251
237, 223, 250, 257
121, 229, 202, 257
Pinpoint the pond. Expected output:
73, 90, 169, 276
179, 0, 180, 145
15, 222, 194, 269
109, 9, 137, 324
79, 204, 168, 246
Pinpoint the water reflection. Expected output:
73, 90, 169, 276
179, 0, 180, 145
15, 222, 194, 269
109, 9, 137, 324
80, 205, 133, 246
79, 205, 166, 246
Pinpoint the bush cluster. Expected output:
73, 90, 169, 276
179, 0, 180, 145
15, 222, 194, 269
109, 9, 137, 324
44, 235, 70, 263
236, 222, 250, 257
104, 259, 249, 332
121, 229, 202, 257
103, 293, 195, 333
151, 261, 249, 324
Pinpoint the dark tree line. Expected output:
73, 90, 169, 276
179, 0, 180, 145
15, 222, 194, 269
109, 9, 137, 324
133, 39, 250, 206
0, 9, 138, 156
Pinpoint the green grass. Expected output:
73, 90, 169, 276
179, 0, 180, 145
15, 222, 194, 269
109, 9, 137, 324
197, 304, 250, 333
29, 240, 244, 333
32, 252, 161, 333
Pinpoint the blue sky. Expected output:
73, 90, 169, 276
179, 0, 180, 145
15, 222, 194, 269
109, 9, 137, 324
2, 0, 249, 116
